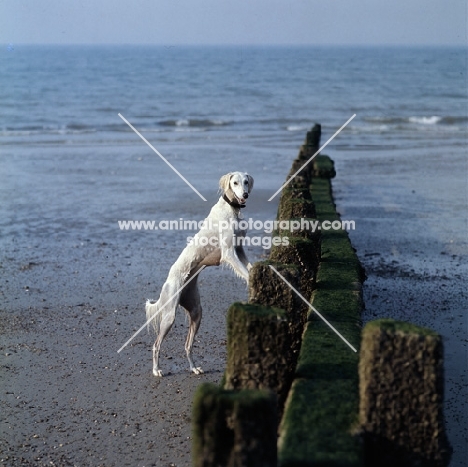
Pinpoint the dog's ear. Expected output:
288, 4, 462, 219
246, 174, 254, 193
219, 173, 233, 193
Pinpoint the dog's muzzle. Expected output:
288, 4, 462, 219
243, 192, 249, 199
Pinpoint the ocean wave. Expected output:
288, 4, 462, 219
174, 127, 206, 133
66, 123, 97, 132
348, 121, 467, 136
158, 118, 229, 128
363, 115, 467, 126
0, 124, 97, 136
286, 125, 306, 132
347, 124, 390, 135
408, 116, 442, 125
0, 118, 230, 137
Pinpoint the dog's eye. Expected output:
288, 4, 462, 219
244, 180, 248, 184
233, 182, 238, 185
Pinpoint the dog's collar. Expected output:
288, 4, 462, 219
223, 193, 246, 209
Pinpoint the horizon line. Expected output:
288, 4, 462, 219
2, 42, 466, 48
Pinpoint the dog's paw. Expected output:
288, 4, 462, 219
153, 369, 163, 377
191, 367, 204, 375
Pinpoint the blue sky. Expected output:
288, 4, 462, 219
0, 0, 466, 46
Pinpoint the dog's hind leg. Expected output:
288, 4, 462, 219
152, 308, 177, 377
150, 282, 179, 377
180, 275, 204, 375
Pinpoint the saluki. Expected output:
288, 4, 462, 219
145, 172, 254, 376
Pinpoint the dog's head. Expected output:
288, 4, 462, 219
219, 172, 254, 205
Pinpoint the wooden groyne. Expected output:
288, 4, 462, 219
359, 320, 451, 466
191, 125, 451, 467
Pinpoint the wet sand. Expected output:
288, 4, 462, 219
1, 150, 467, 466
0, 189, 276, 467
334, 149, 468, 466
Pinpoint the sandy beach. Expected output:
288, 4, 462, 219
0, 190, 277, 467
1, 153, 467, 466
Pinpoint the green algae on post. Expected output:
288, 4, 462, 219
192, 383, 277, 467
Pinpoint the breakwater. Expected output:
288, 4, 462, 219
191, 125, 451, 467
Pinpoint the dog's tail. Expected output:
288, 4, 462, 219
145, 276, 184, 334
145, 299, 162, 334
146, 267, 193, 335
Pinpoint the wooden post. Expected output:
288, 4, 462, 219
192, 383, 277, 467
224, 302, 291, 411
359, 319, 452, 466
248, 263, 306, 369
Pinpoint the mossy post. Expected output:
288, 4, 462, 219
269, 234, 319, 301
298, 123, 322, 167
359, 319, 452, 466
224, 302, 291, 410
192, 383, 277, 467
286, 123, 321, 189
277, 138, 365, 466
248, 262, 306, 368
277, 185, 316, 220
306, 123, 321, 149
311, 154, 336, 179
249, 262, 300, 311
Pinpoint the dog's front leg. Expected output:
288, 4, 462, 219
222, 247, 250, 283
219, 229, 250, 282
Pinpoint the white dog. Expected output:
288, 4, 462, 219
146, 172, 254, 376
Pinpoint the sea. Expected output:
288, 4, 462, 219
0, 44, 468, 225
0, 44, 468, 199
1, 45, 466, 236
1, 45, 467, 465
